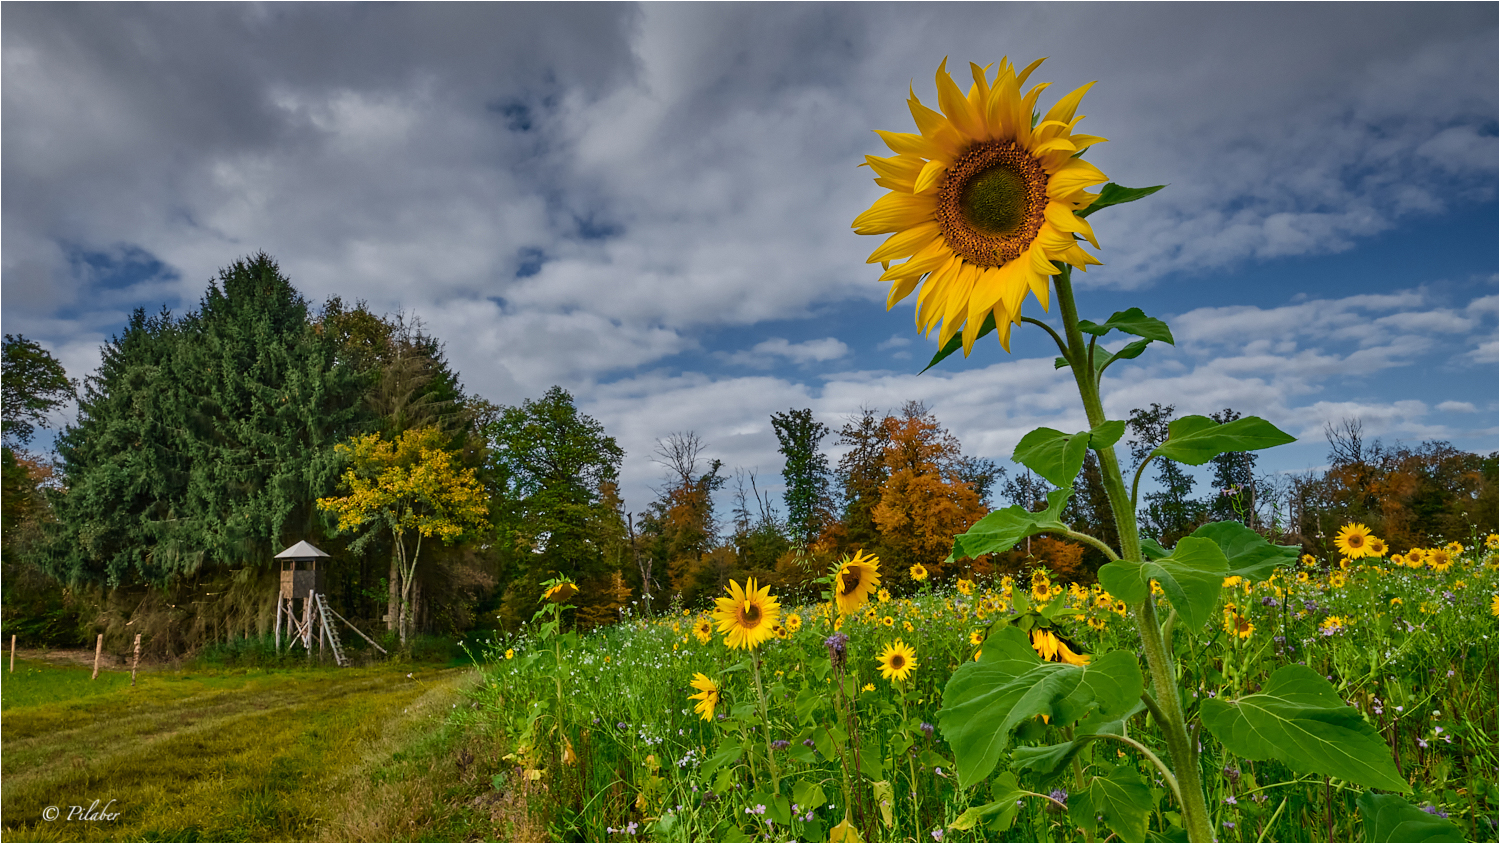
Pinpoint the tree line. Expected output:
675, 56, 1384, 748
2, 254, 1494, 653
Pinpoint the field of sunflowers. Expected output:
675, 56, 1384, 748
457, 530, 1499, 843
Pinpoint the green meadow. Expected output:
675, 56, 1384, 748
0, 658, 520, 842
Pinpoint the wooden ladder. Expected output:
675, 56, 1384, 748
314, 593, 350, 667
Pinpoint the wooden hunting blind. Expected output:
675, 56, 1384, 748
273, 540, 386, 665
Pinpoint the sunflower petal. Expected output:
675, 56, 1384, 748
875, 130, 936, 159
1048, 158, 1110, 197
914, 159, 950, 195
1043, 81, 1096, 126
867, 221, 941, 264
853, 192, 937, 235
1044, 201, 1100, 248
1016, 56, 1047, 87
935, 58, 984, 140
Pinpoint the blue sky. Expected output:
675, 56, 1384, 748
3, 3, 1496, 517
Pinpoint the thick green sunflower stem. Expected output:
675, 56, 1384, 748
1052, 265, 1214, 843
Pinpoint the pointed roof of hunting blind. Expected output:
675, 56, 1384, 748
275, 540, 330, 560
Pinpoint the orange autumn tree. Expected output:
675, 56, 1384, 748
871, 402, 988, 580
318, 426, 489, 647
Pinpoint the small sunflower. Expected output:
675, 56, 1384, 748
1446, 540, 1465, 555
542, 576, 579, 603
876, 639, 919, 683
853, 57, 1110, 354
903, 620, 914, 632
835, 550, 882, 615
1389, 553, 1406, 567
1390, 597, 1403, 607
969, 629, 984, 646
693, 616, 714, 645
1300, 554, 1317, 568
712, 578, 782, 650
877, 588, 892, 603
1487, 534, 1499, 550
1329, 572, 1347, 589
1320, 615, 1346, 636
505, 648, 515, 660
1428, 548, 1454, 573
1112, 600, 1128, 617
1087, 616, 1106, 631
910, 563, 929, 581
1334, 523, 1376, 559
1296, 571, 1310, 583
881, 615, 895, 627
1222, 604, 1254, 639
956, 578, 975, 596
688, 673, 721, 721
785, 612, 803, 634
1367, 537, 1389, 557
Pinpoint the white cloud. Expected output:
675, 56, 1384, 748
1437, 401, 1477, 413
717, 337, 849, 369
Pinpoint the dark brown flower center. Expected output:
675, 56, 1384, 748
936, 141, 1049, 268
889, 653, 906, 670
741, 601, 762, 626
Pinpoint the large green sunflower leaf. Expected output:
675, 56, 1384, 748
921, 312, 996, 374
1356, 792, 1465, 842
948, 488, 1071, 562
1013, 421, 1125, 489
1077, 307, 1175, 344
1069, 766, 1152, 843
1190, 520, 1299, 581
1200, 665, 1409, 792
936, 630, 1142, 788
1075, 183, 1167, 219
1149, 415, 1296, 466
1096, 536, 1228, 629
948, 772, 1025, 832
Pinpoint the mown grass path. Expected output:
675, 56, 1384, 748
2, 659, 472, 842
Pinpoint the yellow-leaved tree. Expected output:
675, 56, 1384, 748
317, 426, 489, 647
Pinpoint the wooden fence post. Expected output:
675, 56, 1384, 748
9, 634, 15, 673
131, 634, 142, 686
91, 633, 103, 680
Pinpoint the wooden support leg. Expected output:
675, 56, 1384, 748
91, 633, 103, 680
304, 589, 314, 652
275, 597, 283, 652
131, 634, 141, 687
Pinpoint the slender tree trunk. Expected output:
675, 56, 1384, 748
387, 547, 401, 632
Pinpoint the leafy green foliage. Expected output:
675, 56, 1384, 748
948, 488, 1072, 562
1012, 421, 1124, 488
1076, 307, 1175, 344
1097, 536, 1229, 628
1, 334, 75, 448
937, 627, 1142, 788
48, 255, 368, 585
1069, 766, 1152, 843
486, 386, 625, 620
770, 408, 831, 548
1149, 414, 1296, 466
1356, 791, 1466, 843
1200, 665, 1409, 792
1074, 183, 1167, 219
1189, 520, 1298, 580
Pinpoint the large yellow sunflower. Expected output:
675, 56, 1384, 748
1333, 523, 1376, 559
853, 57, 1109, 355
835, 550, 882, 615
712, 578, 781, 650
876, 639, 919, 683
688, 673, 721, 721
